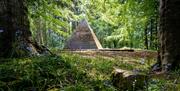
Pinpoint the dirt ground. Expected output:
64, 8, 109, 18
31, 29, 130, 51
61, 49, 157, 59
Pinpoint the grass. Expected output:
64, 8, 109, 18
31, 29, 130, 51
148, 70, 180, 91
0, 51, 179, 91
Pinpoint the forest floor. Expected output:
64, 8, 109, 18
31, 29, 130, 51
0, 50, 180, 91
64, 49, 157, 59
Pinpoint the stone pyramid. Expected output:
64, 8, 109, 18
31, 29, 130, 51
65, 19, 103, 49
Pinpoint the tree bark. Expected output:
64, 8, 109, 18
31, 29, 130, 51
159, 0, 180, 71
144, 27, 148, 50
150, 19, 153, 48
0, 0, 50, 57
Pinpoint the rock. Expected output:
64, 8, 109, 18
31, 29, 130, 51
111, 68, 148, 90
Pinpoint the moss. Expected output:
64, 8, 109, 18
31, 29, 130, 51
0, 52, 178, 91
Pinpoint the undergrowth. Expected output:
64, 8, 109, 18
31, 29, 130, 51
0, 52, 179, 91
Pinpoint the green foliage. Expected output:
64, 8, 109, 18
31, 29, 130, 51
27, 0, 83, 48
86, 0, 158, 49
0, 52, 156, 90
26, 0, 158, 50
1, 51, 180, 90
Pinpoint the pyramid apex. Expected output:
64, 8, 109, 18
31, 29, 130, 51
79, 19, 89, 27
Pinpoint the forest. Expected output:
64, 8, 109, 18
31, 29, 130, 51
0, 0, 180, 91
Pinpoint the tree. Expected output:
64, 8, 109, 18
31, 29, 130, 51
157, 0, 180, 71
0, 0, 48, 57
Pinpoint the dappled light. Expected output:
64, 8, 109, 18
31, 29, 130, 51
1, 0, 180, 91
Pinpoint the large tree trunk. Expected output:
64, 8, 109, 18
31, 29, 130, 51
0, 0, 50, 57
159, 0, 180, 71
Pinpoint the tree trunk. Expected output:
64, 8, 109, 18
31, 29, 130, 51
43, 21, 47, 46
144, 27, 148, 49
150, 19, 153, 49
155, 15, 158, 50
0, 0, 50, 57
159, 0, 180, 71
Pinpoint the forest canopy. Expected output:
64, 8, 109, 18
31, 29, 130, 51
27, 0, 158, 50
